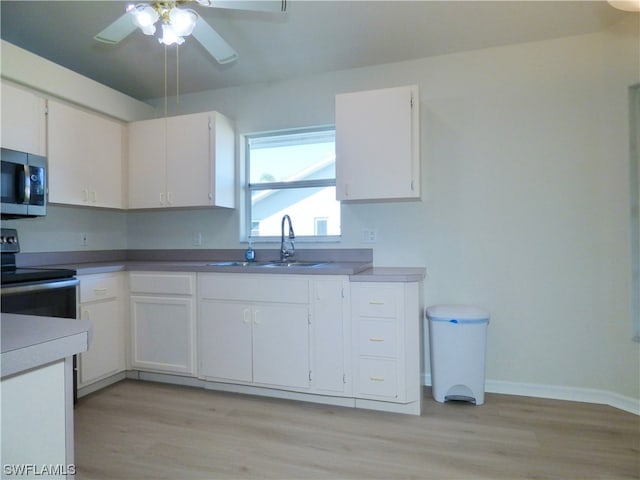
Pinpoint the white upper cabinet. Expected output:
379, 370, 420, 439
47, 100, 125, 208
1, 81, 46, 156
128, 111, 235, 209
335, 85, 420, 201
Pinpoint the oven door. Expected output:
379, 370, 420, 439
1, 278, 78, 319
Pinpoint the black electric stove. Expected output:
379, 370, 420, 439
1, 228, 76, 284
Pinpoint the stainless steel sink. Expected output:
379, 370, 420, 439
207, 260, 326, 268
262, 261, 327, 268
206, 261, 264, 267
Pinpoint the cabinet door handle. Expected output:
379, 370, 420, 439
243, 309, 251, 324
82, 309, 90, 320
90, 190, 97, 203
369, 376, 385, 382
82, 189, 89, 203
253, 310, 261, 325
167, 192, 173, 205
369, 337, 385, 342
160, 192, 165, 205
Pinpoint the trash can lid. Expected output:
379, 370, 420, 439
426, 304, 490, 323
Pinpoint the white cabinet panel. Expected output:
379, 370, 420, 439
1, 81, 46, 155
336, 85, 420, 201
128, 111, 235, 209
78, 273, 125, 388
48, 100, 124, 208
129, 272, 196, 376
199, 301, 252, 383
311, 277, 351, 395
80, 300, 124, 385
252, 303, 309, 389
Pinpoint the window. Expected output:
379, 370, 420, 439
245, 128, 340, 240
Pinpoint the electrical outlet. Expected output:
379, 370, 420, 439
361, 229, 377, 243
80, 232, 88, 247
192, 232, 203, 246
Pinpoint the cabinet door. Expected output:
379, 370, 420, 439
165, 112, 212, 208
1, 82, 46, 155
79, 298, 124, 386
130, 295, 195, 375
128, 118, 167, 208
311, 278, 351, 395
199, 300, 252, 383
48, 100, 124, 208
335, 85, 420, 201
253, 303, 310, 389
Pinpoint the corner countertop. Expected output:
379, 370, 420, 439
1, 314, 92, 378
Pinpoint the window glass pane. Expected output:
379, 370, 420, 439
249, 130, 335, 184
250, 186, 340, 237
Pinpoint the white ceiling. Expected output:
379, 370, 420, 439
0, 1, 627, 102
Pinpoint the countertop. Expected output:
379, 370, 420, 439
14, 248, 426, 282
47, 261, 425, 282
1, 314, 92, 378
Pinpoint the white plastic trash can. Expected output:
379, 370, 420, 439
427, 305, 490, 405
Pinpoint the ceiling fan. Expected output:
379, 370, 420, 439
94, 0, 287, 65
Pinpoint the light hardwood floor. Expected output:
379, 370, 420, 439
74, 380, 639, 479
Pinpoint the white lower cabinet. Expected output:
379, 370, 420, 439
198, 273, 349, 395
351, 281, 422, 413
129, 272, 196, 376
78, 273, 125, 388
311, 277, 352, 396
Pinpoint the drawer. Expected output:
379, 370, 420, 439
79, 274, 120, 303
352, 284, 400, 318
129, 272, 194, 295
198, 273, 309, 304
359, 319, 396, 357
357, 358, 398, 398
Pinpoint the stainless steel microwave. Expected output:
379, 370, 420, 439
1, 148, 47, 218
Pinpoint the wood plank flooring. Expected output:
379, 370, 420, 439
74, 380, 639, 479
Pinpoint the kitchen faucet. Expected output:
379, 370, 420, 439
280, 214, 295, 262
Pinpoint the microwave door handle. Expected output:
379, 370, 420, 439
23, 164, 31, 204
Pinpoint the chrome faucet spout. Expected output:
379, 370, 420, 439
280, 214, 295, 262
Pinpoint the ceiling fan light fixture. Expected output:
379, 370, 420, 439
169, 8, 198, 37
130, 4, 159, 35
159, 23, 185, 46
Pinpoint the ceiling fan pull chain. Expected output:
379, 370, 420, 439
176, 44, 180, 104
164, 44, 168, 117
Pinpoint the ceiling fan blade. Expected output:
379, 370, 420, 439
192, 19, 239, 64
197, 0, 287, 13
94, 12, 136, 44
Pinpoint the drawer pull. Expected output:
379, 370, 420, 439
369, 376, 385, 382
369, 337, 385, 342
93, 288, 108, 295
368, 301, 385, 305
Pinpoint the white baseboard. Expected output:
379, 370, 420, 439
422, 374, 640, 416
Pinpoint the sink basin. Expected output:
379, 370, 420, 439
207, 260, 327, 268
207, 261, 261, 267
262, 261, 327, 268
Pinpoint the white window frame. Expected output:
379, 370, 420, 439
244, 126, 340, 243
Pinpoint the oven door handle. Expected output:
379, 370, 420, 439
0, 277, 79, 295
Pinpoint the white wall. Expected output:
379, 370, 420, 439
137, 16, 640, 407
2, 17, 638, 409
